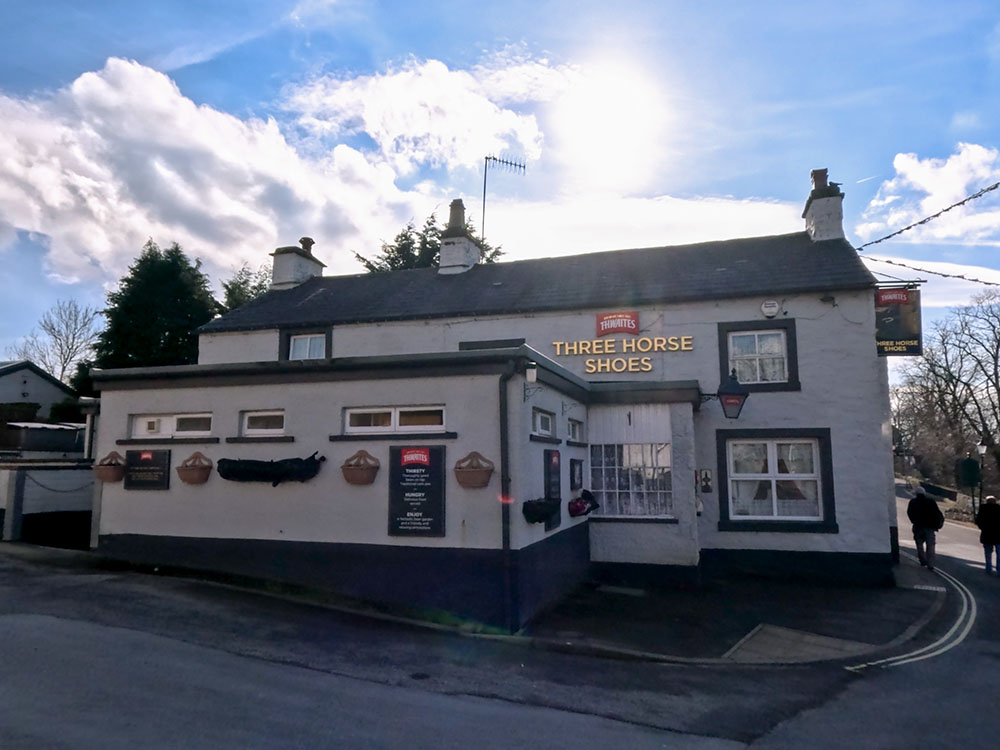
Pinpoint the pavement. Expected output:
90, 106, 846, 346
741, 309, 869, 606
521, 553, 944, 665
0, 537, 947, 668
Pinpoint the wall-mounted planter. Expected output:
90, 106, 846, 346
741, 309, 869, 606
341, 449, 380, 485
176, 451, 213, 485
522, 498, 561, 524
93, 451, 125, 483
453, 451, 495, 488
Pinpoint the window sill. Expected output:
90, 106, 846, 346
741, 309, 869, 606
226, 436, 295, 444
116, 437, 220, 445
566, 440, 588, 448
740, 380, 802, 393
589, 516, 679, 524
529, 434, 562, 445
329, 431, 458, 442
717, 520, 839, 534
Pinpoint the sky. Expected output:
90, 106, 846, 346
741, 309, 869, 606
2, 1, 1000, 357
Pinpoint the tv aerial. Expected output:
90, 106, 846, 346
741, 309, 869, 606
481, 155, 525, 241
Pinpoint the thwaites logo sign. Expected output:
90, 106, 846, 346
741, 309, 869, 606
596, 312, 639, 337
400, 448, 430, 465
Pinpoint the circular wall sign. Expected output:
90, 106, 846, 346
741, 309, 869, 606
761, 299, 780, 318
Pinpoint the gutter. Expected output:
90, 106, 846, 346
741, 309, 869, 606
499, 358, 517, 633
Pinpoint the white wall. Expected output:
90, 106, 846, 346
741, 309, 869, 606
96, 374, 506, 550
148, 281, 896, 562
0, 368, 72, 418
198, 331, 278, 365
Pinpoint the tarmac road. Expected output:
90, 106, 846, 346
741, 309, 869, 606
745, 493, 1000, 749
0, 489, 995, 748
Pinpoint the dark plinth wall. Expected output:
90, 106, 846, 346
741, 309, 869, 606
99, 522, 590, 631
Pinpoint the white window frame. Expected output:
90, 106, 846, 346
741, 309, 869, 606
589, 443, 673, 518
242, 410, 286, 437
567, 418, 584, 442
727, 329, 788, 385
344, 406, 446, 434
532, 408, 555, 437
131, 413, 213, 439
726, 438, 822, 521
288, 333, 326, 360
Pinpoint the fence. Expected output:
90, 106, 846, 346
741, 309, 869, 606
1, 460, 94, 550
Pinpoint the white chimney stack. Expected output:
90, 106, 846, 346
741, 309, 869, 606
802, 168, 845, 242
270, 236, 326, 290
438, 199, 480, 274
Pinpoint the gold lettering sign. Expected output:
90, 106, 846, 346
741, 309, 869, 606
552, 335, 693, 372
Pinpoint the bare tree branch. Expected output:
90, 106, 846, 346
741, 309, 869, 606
5, 300, 100, 382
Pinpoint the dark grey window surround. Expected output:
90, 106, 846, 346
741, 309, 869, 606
716, 427, 838, 533
717, 318, 800, 393
279, 328, 332, 362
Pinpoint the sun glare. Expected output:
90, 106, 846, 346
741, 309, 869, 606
548, 60, 670, 194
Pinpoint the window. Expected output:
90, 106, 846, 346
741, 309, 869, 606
716, 428, 837, 533
289, 333, 326, 360
717, 319, 799, 392
532, 408, 555, 437
345, 406, 445, 434
728, 330, 787, 384
131, 413, 212, 438
567, 419, 584, 442
590, 443, 672, 517
242, 410, 285, 436
727, 439, 820, 520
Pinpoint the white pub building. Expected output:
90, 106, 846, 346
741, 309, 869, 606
91, 170, 896, 631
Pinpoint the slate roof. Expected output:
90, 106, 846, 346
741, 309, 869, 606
0, 360, 76, 395
200, 232, 874, 333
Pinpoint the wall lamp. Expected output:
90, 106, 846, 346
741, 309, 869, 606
701, 369, 750, 419
524, 361, 543, 401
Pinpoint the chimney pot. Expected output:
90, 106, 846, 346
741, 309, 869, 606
438, 197, 480, 274
802, 168, 845, 242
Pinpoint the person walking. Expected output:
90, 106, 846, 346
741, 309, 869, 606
907, 487, 944, 571
975, 494, 1000, 575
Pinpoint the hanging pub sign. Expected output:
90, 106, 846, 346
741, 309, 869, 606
875, 288, 922, 356
124, 449, 171, 490
388, 446, 445, 537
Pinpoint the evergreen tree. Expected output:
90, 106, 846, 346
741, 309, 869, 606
94, 240, 220, 369
222, 262, 272, 311
355, 213, 501, 273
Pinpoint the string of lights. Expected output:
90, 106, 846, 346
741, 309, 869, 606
862, 255, 1000, 288
857, 179, 1000, 250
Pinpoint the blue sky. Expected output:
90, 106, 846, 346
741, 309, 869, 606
2, 1, 1000, 358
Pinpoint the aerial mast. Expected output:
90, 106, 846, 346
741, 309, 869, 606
481, 155, 525, 242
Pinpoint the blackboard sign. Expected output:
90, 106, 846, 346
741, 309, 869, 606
124, 449, 171, 490
389, 446, 445, 537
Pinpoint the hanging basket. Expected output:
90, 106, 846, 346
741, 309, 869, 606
94, 451, 126, 483
454, 451, 495, 488
341, 449, 380, 485
176, 451, 213, 485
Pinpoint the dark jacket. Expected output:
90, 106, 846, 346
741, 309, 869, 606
907, 493, 944, 532
975, 502, 1000, 545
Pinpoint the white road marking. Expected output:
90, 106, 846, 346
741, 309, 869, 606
846, 552, 977, 671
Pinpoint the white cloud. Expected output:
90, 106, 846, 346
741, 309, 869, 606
479, 194, 802, 262
0, 53, 820, 305
0, 58, 426, 287
283, 57, 564, 174
855, 143, 1000, 244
